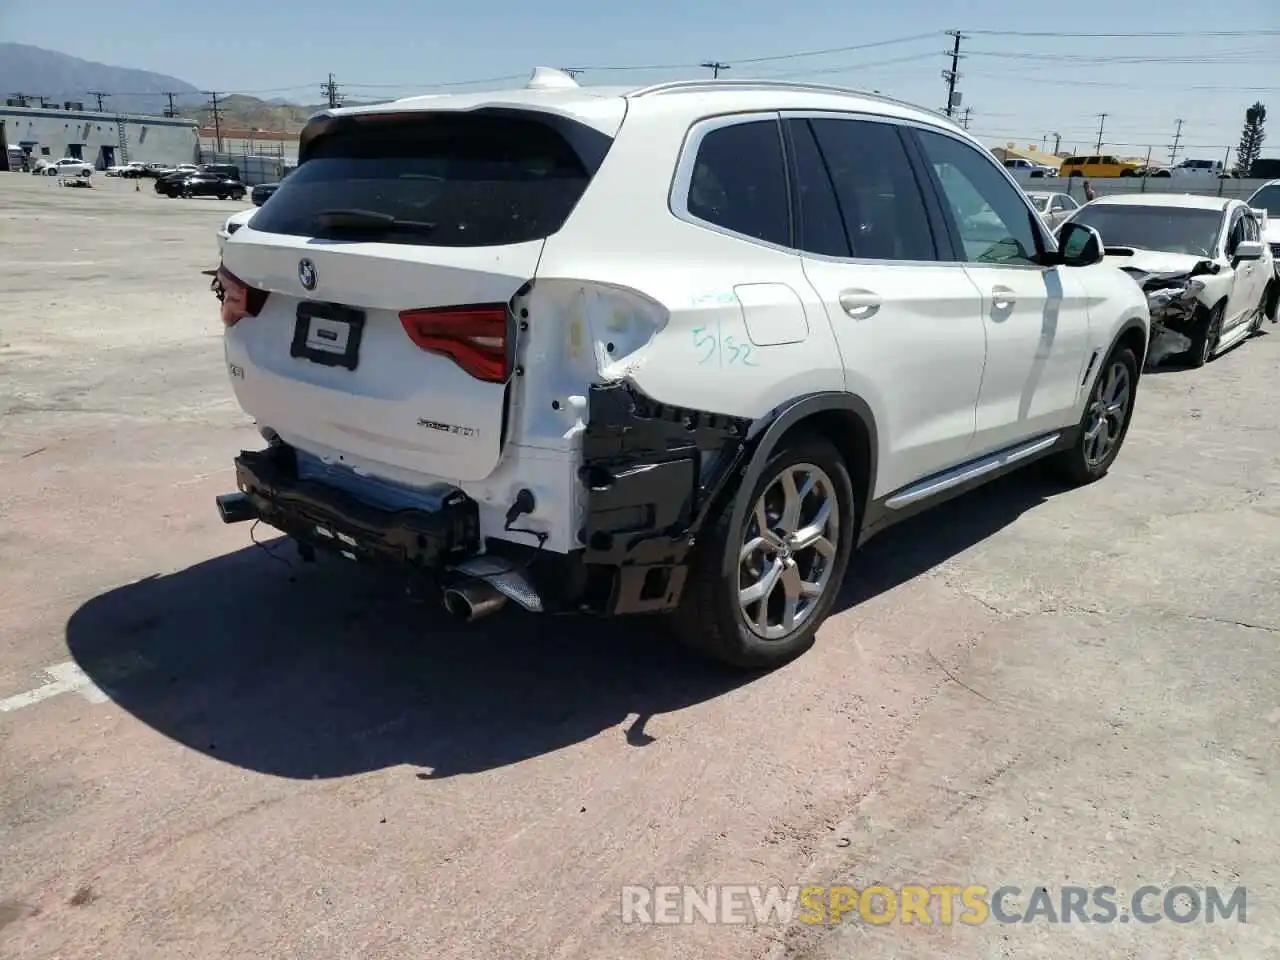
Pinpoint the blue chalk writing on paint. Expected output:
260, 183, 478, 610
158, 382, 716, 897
692, 326, 718, 364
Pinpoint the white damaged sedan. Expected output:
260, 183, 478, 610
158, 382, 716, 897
1060, 193, 1274, 367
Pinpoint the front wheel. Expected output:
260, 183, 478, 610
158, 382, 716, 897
1187, 302, 1224, 368
672, 433, 856, 669
1049, 345, 1138, 486
46, 167, 58, 177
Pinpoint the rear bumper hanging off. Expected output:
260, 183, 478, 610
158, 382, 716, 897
223, 444, 481, 568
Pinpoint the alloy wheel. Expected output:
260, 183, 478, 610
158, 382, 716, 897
1083, 360, 1131, 467
738, 463, 840, 641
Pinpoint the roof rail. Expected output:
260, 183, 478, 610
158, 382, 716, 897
625, 77, 951, 120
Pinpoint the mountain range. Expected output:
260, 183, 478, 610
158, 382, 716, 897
0, 43, 354, 133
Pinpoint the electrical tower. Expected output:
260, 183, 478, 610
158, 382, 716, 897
1052, 132, 1062, 154
1094, 113, 1108, 153
204, 91, 225, 153
701, 61, 731, 78
321, 73, 345, 109
942, 30, 964, 118
960, 106, 972, 130
1168, 118, 1184, 165
162, 92, 180, 118
87, 90, 110, 112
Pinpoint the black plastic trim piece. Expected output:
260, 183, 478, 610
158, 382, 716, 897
718, 391, 879, 578
233, 445, 480, 568
580, 381, 750, 614
859, 427, 1079, 544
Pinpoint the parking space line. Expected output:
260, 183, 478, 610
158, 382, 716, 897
0, 654, 152, 714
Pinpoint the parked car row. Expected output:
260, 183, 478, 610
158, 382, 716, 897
153, 163, 247, 200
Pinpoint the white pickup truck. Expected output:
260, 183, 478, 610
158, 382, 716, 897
1169, 158, 1228, 179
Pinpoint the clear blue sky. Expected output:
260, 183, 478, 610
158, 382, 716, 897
4, 0, 1278, 160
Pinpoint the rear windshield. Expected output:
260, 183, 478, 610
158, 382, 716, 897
251, 113, 601, 247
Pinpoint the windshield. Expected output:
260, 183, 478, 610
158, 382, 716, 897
1248, 185, 1280, 217
1069, 205, 1223, 257
1028, 194, 1051, 212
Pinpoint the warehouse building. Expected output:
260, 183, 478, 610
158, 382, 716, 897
0, 102, 198, 171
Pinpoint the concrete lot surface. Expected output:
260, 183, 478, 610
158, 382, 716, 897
1, 174, 1278, 959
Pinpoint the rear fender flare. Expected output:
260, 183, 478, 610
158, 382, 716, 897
718, 392, 878, 578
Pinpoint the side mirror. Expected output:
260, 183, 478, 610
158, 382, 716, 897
1055, 221, 1104, 267
1234, 240, 1264, 261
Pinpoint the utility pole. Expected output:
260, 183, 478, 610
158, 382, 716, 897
701, 61, 731, 78
1052, 132, 1062, 154
1094, 113, 1107, 153
943, 30, 964, 117
87, 91, 109, 112
321, 73, 344, 109
960, 106, 972, 130
1168, 118, 1184, 165
204, 91, 224, 154
560, 67, 584, 79
9, 92, 34, 107
162, 92, 180, 118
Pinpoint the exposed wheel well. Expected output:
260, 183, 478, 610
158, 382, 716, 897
768, 409, 873, 527
1116, 324, 1149, 369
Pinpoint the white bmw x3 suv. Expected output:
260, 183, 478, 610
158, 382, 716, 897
214, 68, 1149, 668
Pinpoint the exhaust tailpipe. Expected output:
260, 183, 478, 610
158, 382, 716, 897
216, 492, 256, 524
442, 579, 507, 622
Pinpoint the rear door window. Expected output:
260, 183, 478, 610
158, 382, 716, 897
684, 119, 791, 247
806, 117, 937, 261
251, 113, 604, 247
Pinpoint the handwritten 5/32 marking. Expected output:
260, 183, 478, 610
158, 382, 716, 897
693, 326, 759, 367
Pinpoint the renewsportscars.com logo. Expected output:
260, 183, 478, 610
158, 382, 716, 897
620, 884, 1248, 926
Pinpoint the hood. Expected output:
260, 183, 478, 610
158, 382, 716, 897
1103, 249, 1212, 274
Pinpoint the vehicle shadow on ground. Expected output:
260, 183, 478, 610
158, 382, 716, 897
833, 468, 1058, 614
65, 471, 1057, 782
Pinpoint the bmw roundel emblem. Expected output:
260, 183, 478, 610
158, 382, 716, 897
298, 258, 317, 291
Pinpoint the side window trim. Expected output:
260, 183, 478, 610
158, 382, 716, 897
778, 109, 955, 264
667, 110, 794, 252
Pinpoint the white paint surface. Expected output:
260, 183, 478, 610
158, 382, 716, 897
0, 661, 109, 712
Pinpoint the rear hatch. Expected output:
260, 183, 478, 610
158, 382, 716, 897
219, 108, 612, 482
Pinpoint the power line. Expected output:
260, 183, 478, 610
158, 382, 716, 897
965, 28, 1280, 38
701, 61, 731, 78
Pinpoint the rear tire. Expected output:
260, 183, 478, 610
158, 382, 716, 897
1049, 345, 1138, 486
672, 433, 856, 670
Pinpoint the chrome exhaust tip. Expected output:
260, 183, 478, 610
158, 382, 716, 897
442, 580, 507, 622
215, 491, 256, 524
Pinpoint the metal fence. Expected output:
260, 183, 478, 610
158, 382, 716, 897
1012, 174, 1272, 202
197, 150, 295, 186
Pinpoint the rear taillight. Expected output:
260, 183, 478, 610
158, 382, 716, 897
399, 304, 510, 382
216, 265, 268, 327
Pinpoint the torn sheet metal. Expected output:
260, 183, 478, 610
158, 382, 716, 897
1119, 265, 1209, 368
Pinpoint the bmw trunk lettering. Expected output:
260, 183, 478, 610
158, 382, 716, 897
299, 259, 317, 291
